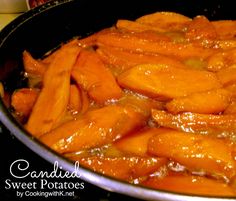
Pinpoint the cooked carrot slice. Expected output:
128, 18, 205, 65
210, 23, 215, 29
97, 31, 219, 60
217, 67, 236, 86
68, 84, 82, 114
142, 174, 236, 196
23, 51, 47, 76
212, 20, 236, 40
185, 16, 217, 41
148, 131, 236, 179
114, 128, 171, 156
40, 105, 146, 153
96, 46, 187, 73
136, 11, 191, 32
73, 155, 167, 181
166, 89, 231, 114
207, 48, 236, 72
118, 64, 221, 100
71, 49, 123, 103
11, 88, 39, 118
151, 110, 236, 137
25, 42, 81, 137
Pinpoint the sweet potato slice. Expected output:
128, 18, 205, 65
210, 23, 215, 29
224, 101, 236, 114
73, 155, 167, 182
23, 51, 47, 76
136, 11, 191, 32
148, 131, 236, 179
26, 42, 81, 137
118, 64, 221, 100
166, 89, 231, 114
151, 110, 236, 137
96, 46, 187, 73
97, 31, 218, 60
117, 93, 164, 117
212, 20, 236, 40
207, 48, 236, 72
71, 49, 123, 103
11, 88, 39, 118
185, 16, 217, 41
225, 83, 236, 98
142, 174, 236, 196
217, 67, 236, 86
40, 105, 146, 153
114, 128, 171, 156
116, 20, 166, 33
68, 84, 82, 114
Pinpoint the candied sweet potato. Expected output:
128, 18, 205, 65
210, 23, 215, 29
75, 156, 167, 182
118, 64, 221, 100
68, 84, 82, 114
217, 67, 236, 86
207, 48, 236, 72
142, 174, 236, 196
114, 128, 171, 156
40, 105, 146, 153
11, 88, 39, 118
151, 110, 236, 137
23, 51, 47, 76
136, 11, 191, 32
26, 42, 81, 137
71, 49, 123, 103
97, 31, 219, 60
97, 46, 187, 73
166, 89, 231, 114
148, 131, 236, 179
185, 16, 217, 41
212, 20, 236, 40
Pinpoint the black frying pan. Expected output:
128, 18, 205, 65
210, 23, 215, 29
0, 0, 235, 200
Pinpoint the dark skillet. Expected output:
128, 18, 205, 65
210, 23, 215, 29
0, 0, 235, 200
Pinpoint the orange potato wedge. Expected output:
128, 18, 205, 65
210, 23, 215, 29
117, 93, 164, 117
26, 42, 81, 137
185, 16, 217, 41
71, 49, 123, 103
207, 48, 236, 72
116, 19, 166, 33
142, 174, 236, 196
40, 105, 146, 153
11, 88, 39, 118
68, 84, 82, 114
217, 67, 236, 86
73, 155, 167, 182
225, 83, 236, 98
166, 89, 231, 114
96, 46, 187, 73
151, 110, 236, 137
136, 11, 191, 32
118, 64, 221, 100
77, 28, 115, 47
97, 31, 219, 60
23, 51, 47, 76
114, 128, 171, 156
212, 20, 236, 40
224, 101, 236, 115
148, 131, 236, 179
